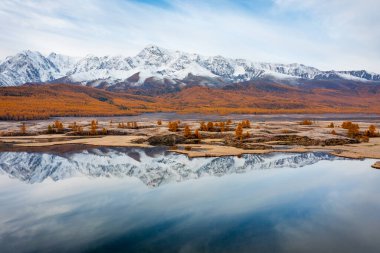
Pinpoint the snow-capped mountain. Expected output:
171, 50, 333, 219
0, 50, 61, 87
0, 148, 339, 187
0, 45, 379, 87
47, 52, 79, 75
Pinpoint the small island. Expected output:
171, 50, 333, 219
372, 162, 380, 169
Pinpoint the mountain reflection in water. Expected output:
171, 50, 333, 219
0, 147, 338, 187
0, 148, 379, 253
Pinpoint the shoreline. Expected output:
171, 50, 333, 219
1, 134, 379, 169
1, 134, 380, 159
1, 117, 379, 168
2, 112, 380, 123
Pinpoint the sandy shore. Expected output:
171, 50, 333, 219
1, 133, 380, 160
10, 135, 150, 148
1, 118, 379, 160
171, 138, 380, 159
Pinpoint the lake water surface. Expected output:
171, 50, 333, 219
55, 112, 380, 123
0, 148, 379, 253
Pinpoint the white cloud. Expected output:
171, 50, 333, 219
0, 0, 379, 72
274, 0, 380, 71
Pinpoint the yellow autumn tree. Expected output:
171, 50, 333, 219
220, 122, 226, 132
184, 125, 191, 138
199, 122, 207, 131
347, 123, 360, 138
207, 122, 214, 131
20, 123, 27, 135
194, 129, 201, 139
365, 124, 378, 137
168, 121, 178, 132
241, 120, 251, 128
235, 123, 243, 140
90, 120, 98, 135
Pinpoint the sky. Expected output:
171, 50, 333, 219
0, 0, 379, 72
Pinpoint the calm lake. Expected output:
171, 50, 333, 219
0, 147, 379, 253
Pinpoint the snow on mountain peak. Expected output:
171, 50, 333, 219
135, 44, 174, 67
0, 50, 60, 86
0, 45, 379, 87
48, 52, 78, 75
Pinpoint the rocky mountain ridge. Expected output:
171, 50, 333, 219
1, 45, 379, 88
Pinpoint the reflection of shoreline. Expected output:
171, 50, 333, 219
0, 149, 339, 186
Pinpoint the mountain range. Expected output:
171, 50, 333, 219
1, 45, 380, 118
1, 45, 380, 89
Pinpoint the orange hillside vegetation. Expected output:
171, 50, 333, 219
0, 84, 169, 120
1, 82, 380, 120
161, 84, 380, 114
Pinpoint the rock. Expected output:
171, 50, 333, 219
254, 135, 359, 146
131, 138, 146, 144
322, 138, 359, 146
240, 144, 272, 150
184, 139, 201, 144
271, 135, 319, 146
147, 134, 186, 146
223, 136, 272, 150
372, 162, 380, 169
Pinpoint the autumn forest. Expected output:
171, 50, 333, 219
1, 82, 380, 120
